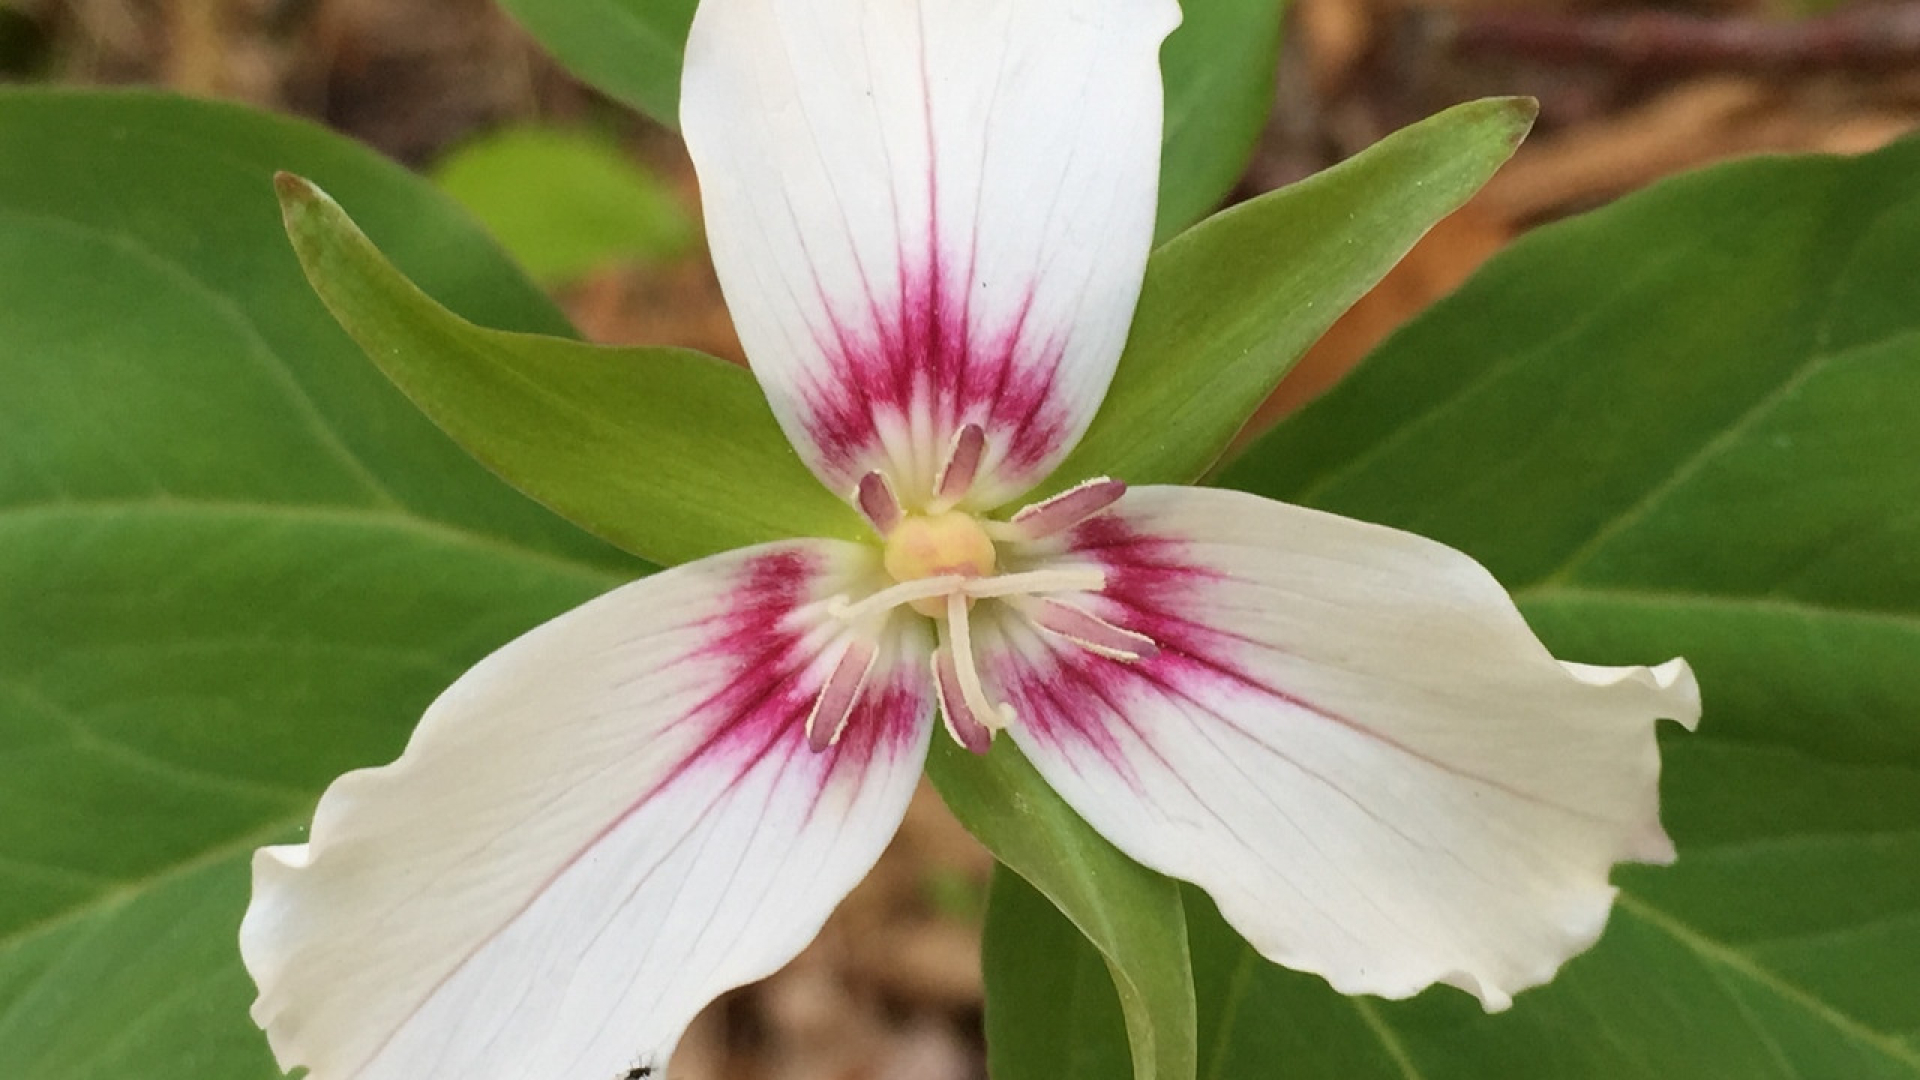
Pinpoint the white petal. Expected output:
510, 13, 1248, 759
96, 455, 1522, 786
242, 542, 935, 1079
990, 486, 1700, 1009
681, 0, 1179, 509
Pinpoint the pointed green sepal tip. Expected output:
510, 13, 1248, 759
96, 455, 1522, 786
272, 172, 347, 260
1490, 94, 1542, 146
272, 170, 326, 216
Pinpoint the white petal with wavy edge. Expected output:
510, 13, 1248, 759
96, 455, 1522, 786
242, 542, 934, 1079
987, 486, 1700, 1009
681, 0, 1179, 510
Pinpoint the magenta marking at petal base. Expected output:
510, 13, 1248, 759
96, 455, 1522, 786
1009, 477, 1127, 540
1009, 514, 1563, 815
671, 550, 927, 797
991, 514, 1260, 776
359, 549, 936, 1059
795, 233, 1072, 493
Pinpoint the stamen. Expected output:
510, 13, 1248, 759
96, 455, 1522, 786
804, 637, 879, 752
931, 647, 993, 755
1011, 596, 1160, 662
828, 575, 965, 624
1001, 477, 1127, 542
944, 591, 1016, 732
961, 566, 1105, 600
932, 423, 987, 508
854, 471, 903, 535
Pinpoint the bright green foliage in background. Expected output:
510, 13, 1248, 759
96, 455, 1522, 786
1152, 0, 1288, 239
0, 90, 637, 1078
986, 135, 1920, 1080
432, 126, 694, 285
494, 0, 699, 124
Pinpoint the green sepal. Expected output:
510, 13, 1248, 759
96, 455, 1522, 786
275, 174, 865, 567
926, 739, 1196, 1080
1055, 96, 1537, 494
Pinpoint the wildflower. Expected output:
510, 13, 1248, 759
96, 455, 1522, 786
240, 0, 1699, 1076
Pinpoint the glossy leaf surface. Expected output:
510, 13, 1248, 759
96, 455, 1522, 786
0, 89, 635, 1078
494, 0, 697, 125
1155, 0, 1287, 239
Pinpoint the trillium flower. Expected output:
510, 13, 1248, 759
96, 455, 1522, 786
241, 0, 1701, 1076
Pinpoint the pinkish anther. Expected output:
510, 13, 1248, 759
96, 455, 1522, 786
933, 423, 987, 507
1001, 477, 1127, 541
931, 647, 993, 754
1019, 596, 1159, 662
855, 470, 904, 535
804, 637, 879, 752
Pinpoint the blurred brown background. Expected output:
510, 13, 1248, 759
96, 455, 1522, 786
4, 1, 1915, 1077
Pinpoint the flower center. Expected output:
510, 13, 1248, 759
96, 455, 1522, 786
809, 428, 1156, 756
882, 511, 997, 616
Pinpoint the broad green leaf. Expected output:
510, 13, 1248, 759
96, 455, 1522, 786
494, 0, 696, 125
432, 125, 695, 284
0, 89, 635, 1078
994, 131, 1920, 1077
982, 870, 1139, 1080
1051, 97, 1536, 498
1155, 0, 1287, 240
277, 176, 864, 566
925, 740, 1194, 1080
494, 0, 1283, 230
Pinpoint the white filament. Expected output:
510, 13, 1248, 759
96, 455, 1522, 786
962, 566, 1105, 599
945, 591, 1017, 731
827, 575, 965, 623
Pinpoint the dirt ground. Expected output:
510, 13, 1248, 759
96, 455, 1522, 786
7, 1, 1917, 1077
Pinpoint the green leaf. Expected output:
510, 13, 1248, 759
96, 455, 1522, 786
1004, 130, 1920, 1076
495, 0, 1284, 231
1052, 97, 1537, 497
0, 88, 635, 1079
982, 871, 1141, 1080
431, 125, 695, 284
926, 739, 1195, 1080
1156, 0, 1287, 240
276, 175, 864, 566
494, 0, 697, 125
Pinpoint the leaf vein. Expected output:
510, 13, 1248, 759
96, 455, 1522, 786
1617, 894, 1920, 1070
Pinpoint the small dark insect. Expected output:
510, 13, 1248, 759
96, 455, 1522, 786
620, 1062, 655, 1079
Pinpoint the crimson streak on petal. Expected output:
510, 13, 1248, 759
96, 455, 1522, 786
681, 549, 928, 806
799, 245, 1071, 499
991, 516, 1236, 785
